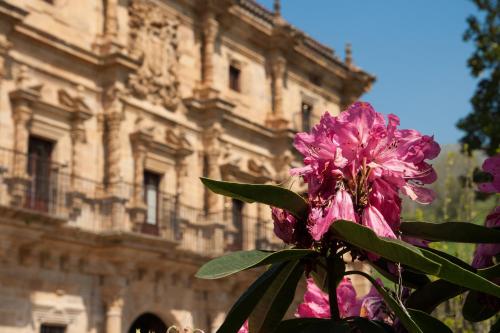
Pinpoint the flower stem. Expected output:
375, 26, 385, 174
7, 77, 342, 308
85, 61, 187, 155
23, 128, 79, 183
327, 256, 341, 321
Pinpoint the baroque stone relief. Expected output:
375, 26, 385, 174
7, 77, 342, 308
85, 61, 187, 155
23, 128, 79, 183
128, 0, 180, 110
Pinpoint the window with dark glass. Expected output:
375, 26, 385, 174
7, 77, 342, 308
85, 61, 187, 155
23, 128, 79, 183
27, 136, 54, 212
40, 324, 66, 333
144, 171, 161, 225
301, 102, 313, 132
231, 199, 244, 247
229, 65, 241, 92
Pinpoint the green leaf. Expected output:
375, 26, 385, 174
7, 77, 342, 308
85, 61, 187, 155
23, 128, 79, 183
331, 221, 441, 275
463, 290, 499, 322
200, 177, 308, 218
347, 317, 393, 332
274, 319, 350, 333
345, 271, 422, 333
249, 260, 304, 333
196, 249, 315, 279
310, 258, 328, 293
419, 248, 500, 298
478, 263, 500, 279
400, 221, 500, 243
216, 263, 286, 333
407, 309, 453, 333
369, 259, 431, 289
405, 279, 465, 313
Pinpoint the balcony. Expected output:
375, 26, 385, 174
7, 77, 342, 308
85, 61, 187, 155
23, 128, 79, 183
0, 147, 282, 256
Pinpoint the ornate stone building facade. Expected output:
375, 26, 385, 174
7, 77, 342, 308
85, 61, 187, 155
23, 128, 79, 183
0, 0, 373, 332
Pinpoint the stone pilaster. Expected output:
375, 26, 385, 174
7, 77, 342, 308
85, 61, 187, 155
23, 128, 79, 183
266, 52, 289, 130
104, 84, 126, 231
201, 10, 218, 88
202, 124, 223, 214
102, 277, 126, 333
0, 38, 11, 88
9, 98, 33, 207
128, 131, 151, 230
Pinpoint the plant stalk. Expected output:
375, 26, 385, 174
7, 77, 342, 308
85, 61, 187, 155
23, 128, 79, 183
327, 256, 341, 321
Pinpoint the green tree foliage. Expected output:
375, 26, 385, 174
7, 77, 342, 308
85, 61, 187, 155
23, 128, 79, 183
457, 0, 500, 156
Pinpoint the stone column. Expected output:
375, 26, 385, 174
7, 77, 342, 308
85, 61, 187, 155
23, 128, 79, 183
102, 277, 125, 333
104, 84, 126, 230
70, 120, 86, 187
266, 52, 289, 129
203, 124, 222, 214
0, 38, 11, 90
201, 11, 218, 88
69, 120, 87, 213
12, 100, 31, 178
10, 100, 32, 207
128, 131, 150, 230
104, 0, 119, 40
203, 124, 225, 254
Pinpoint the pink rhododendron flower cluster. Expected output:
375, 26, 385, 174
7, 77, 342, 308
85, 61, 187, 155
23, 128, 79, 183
472, 154, 500, 268
296, 278, 390, 322
472, 206, 500, 268
478, 154, 500, 193
288, 102, 440, 241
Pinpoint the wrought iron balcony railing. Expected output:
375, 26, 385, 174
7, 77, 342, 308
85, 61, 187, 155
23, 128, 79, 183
0, 147, 281, 256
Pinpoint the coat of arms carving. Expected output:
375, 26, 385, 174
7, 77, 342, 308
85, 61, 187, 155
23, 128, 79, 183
128, 0, 180, 110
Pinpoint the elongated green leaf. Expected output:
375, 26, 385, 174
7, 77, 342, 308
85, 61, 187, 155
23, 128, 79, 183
345, 271, 422, 333
216, 263, 285, 333
479, 263, 500, 279
406, 279, 465, 313
463, 290, 499, 322
200, 177, 308, 218
274, 319, 350, 333
419, 248, 500, 298
249, 260, 304, 333
196, 249, 315, 279
347, 317, 393, 332
311, 259, 328, 293
421, 247, 474, 270
331, 221, 441, 275
407, 309, 452, 333
401, 221, 500, 243
369, 259, 431, 289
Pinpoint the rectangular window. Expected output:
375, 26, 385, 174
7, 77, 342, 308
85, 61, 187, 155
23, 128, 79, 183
301, 102, 313, 132
144, 171, 161, 225
41, 324, 66, 333
231, 198, 244, 249
229, 65, 241, 92
27, 136, 54, 212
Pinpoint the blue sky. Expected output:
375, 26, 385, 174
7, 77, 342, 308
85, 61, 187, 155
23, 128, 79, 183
259, 0, 478, 144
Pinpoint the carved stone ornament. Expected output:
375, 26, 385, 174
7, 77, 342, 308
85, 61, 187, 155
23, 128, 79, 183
128, 0, 180, 110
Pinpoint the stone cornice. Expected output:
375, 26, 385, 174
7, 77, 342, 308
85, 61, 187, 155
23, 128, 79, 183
12, 22, 139, 75
0, 1, 28, 25
226, 0, 374, 92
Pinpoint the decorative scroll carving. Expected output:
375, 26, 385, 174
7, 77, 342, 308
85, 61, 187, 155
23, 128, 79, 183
128, 0, 180, 109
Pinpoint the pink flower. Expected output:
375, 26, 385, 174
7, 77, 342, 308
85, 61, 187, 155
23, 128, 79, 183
292, 102, 439, 240
472, 206, 500, 269
296, 278, 390, 321
271, 207, 297, 244
296, 278, 330, 318
359, 280, 389, 322
237, 321, 248, 333
337, 277, 361, 317
478, 154, 500, 193
309, 189, 356, 241
362, 206, 397, 239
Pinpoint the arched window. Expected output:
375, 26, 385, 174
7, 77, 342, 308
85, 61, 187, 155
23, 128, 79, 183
128, 313, 167, 333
